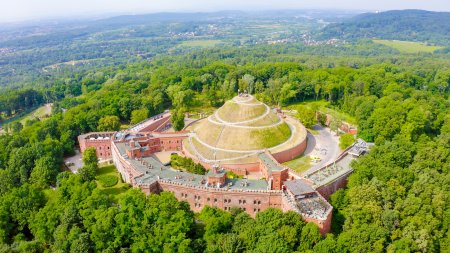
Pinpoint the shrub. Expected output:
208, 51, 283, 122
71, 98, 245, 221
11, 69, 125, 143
339, 133, 355, 149
97, 175, 118, 187
171, 154, 206, 175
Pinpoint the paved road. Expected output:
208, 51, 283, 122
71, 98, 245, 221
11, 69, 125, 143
303, 125, 341, 175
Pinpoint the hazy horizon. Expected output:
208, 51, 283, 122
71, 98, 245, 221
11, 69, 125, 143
1, 0, 449, 23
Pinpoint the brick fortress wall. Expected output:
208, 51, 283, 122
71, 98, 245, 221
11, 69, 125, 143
78, 132, 115, 160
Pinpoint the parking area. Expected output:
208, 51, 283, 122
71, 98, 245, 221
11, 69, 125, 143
64, 149, 84, 173
302, 125, 341, 175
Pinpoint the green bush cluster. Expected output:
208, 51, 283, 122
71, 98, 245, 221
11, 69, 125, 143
97, 175, 118, 188
339, 133, 355, 150
170, 154, 206, 175
226, 171, 243, 179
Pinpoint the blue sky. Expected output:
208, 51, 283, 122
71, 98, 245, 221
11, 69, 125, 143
1, 0, 449, 22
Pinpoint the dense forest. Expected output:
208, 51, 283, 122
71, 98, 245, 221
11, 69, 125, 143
0, 10, 354, 90
0, 40, 449, 252
320, 10, 450, 46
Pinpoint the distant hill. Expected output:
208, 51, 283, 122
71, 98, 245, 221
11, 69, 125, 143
319, 10, 450, 46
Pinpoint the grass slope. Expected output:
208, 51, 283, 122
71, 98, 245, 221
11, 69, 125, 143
0, 104, 52, 128
286, 100, 357, 125
216, 102, 267, 123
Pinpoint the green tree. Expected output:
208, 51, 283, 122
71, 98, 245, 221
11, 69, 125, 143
329, 116, 342, 134
298, 222, 322, 251
10, 122, 23, 133
171, 109, 185, 131
239, 74, 255, 94
296, 105, 317, 129
98, 116, 121, 131
339, 133, 355, 149
82, 147, 98, 166
79, 147, 98, 182
30, 156, 59, 187
78, 165, 96, 182
130, 108, 149, 125
216, 233, 244, 253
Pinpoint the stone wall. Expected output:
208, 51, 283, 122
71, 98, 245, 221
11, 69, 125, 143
271, 136, 308, 164
139, 115, 171, 132
159, 136, 185, 151
148, 181, 283, 216
316, 170, 352, 200
303, 209, 333, 235
111, 142, 143, 185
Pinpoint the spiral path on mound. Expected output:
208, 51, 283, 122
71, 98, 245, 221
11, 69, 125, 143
183, 95, 308, 163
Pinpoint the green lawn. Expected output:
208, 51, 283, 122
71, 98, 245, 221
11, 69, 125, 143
95, 165, 130, 197
283, 155, 311, 174
179, 40, 223, 48
373, 39, 443, 54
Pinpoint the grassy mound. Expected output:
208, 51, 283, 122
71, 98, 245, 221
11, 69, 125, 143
95, 165, 129, 196
217, 122, 291, 150
97, 175, 118, 187
190, 97, 292, 151
216, 101, 267, 123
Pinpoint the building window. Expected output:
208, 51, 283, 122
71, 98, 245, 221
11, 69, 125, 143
214, 198, 217, 203
207, 198, 210, 201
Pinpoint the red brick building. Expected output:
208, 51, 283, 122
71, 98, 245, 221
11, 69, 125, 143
78, 132, 114, 160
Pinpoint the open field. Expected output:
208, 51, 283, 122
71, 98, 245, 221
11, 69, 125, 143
0, 104, 52, 134
95, 165, 129, 197
178, 40, 223, 47
1, 104, 52, 127
373, 39, 444, 54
